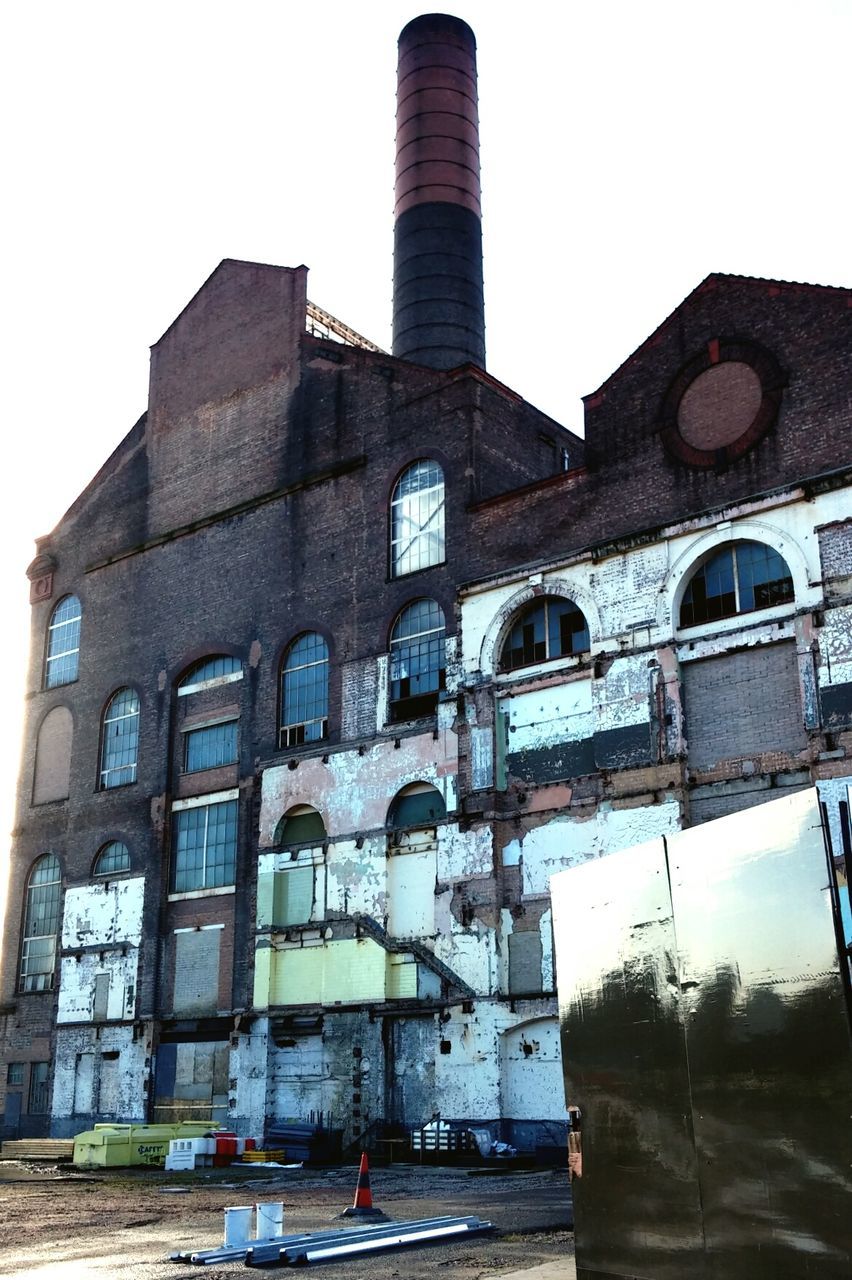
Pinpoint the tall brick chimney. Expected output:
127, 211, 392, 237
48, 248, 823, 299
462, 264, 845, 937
392, 14, 485, 370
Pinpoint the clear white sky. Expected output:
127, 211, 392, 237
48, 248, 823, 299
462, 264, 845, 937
1, 0, 849, 930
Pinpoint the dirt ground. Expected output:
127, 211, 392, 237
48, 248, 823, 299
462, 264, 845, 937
0, 1160, 574, 1278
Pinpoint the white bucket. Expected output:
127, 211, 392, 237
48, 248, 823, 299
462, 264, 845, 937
255, 1201, 284, 1240
223, 1205, 253, 1247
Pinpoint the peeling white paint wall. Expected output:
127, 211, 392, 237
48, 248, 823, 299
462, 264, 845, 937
594, 655, 652, 732
501, 681, 593, 751
259, 732, 458, 844
61, 878, 144, 947
499, 1016, 569, 1121
52, 1024, 148, 1123
820, 604, 852, 687
57, 878, 145, 1025
520, 800, 682, 896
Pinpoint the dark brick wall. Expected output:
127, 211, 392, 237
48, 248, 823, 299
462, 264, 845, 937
466, 276, 852, 577
1, 265, 573, 1086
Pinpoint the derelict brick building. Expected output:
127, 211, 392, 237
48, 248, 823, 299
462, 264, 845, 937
1, 14, 851, 1149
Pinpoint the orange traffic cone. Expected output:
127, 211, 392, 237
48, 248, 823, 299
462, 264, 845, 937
341, 1151, 387, 1219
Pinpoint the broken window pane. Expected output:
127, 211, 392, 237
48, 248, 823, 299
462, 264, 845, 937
19, 855, 61, 993
100, 687, 140, 789
389, 600, 446, 721
391, 460, 445, 577
280, 633, 328, 747
679, 541, 794, 628
500, 597, 589, 672
45, 595, 81, 688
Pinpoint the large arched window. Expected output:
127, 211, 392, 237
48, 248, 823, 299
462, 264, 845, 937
679, 541, 794, 628
389, 600, 446, 722
45, 595, 81, 688
390, 460, 445, 578
499, 596, 590, 673
280, 634, 329, 748
19, 854, 61, 992
99, 688, 140, 789
93, 841, 131, 876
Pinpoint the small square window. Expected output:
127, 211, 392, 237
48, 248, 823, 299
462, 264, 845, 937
7, 1063, 24, 1087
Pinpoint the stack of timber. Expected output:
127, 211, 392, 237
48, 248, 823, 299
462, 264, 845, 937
0, 1139, 74, 1161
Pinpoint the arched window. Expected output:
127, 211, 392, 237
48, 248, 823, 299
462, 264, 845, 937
499, 596, 590, 672
274, 805, 327, 848
19, 854, 61, 992
679, 541, 794, 628
99, 688, 140, 789
389, 600, 446, 722
387, 782, 446, 829
390, 460, 445, 577
45, 595, 81, 688
178, 655, 242, 696
280, 634, 329, 748
93, 841, 131, 876
386, 784, 445, 939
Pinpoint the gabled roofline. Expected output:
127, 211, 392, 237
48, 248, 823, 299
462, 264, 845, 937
152, 258, 309, 348
583, 272, 852, 403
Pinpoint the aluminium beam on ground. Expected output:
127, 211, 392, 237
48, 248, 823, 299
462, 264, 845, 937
246, 1216, 492, 1267
279, 1220, 493, 1266
171, 1215, 484, 1267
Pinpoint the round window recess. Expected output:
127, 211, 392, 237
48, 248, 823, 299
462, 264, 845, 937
658, 340, 786, 468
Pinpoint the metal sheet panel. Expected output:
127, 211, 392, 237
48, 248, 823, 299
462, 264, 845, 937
552, 839, 705, 1280
668, 790, 852, 1279
553, 788, 852, 1280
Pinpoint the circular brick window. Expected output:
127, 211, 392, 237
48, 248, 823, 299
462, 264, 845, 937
677, 362, 763, 449
659, 340, 786, 468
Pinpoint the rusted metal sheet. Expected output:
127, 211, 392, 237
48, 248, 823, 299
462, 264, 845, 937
553, 789, 852, 1280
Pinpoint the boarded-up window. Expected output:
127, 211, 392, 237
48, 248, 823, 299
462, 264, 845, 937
683, 643, 805, 771
73, 1052, 95, 1114
508, 931, 543, 994
274, 867, 314, 925
92, 972, 110, 1020
173, 928, 221, 1015
99, 1054, 120, 1114
388, 828, 437, 938
33, 706, 73, 804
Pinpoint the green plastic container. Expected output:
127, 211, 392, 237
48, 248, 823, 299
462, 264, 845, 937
73, 1120, 219, 1168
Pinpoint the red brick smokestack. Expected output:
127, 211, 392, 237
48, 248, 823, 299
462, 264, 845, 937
392, 14, 485, 370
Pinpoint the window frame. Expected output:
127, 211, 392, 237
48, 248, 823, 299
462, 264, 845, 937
19, 854, 61, 994
99, 687, 141, 790
678, 541, 795, 631
183, 718, 239, 773
44, 595, 82, 689
389, 599, 447, 723
169, 790, 239, 896
92, 840, 131, 877
28, 1062, 51, 1114
390, 459, 446, 579
498, 595, 590, 674
177, 655, 243, 697
279, 633, 330, 749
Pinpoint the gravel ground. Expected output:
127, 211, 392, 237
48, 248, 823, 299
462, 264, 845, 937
0, 1161, 574, 1279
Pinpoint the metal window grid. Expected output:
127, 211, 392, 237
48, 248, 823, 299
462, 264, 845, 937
45, 596, 81, 687
100, 688, 140, 788
391, 461, 445, 578
171, 799, 238, 892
